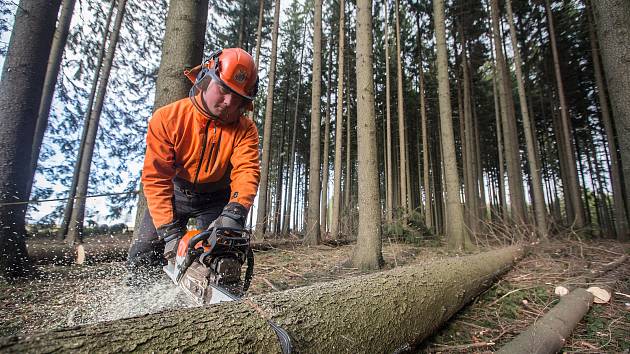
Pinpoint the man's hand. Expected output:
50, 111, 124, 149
157, 221, 187, 259
209, 202, 248, 232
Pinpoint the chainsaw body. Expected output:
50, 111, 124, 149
163, 226, 253, 305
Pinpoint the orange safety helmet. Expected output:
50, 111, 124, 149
185, 48, 258, 100
185, 48, 258, 119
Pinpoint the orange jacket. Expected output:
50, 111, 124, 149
141, 97, 260, 228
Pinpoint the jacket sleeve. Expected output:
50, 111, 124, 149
229, 119, 261, 210
141, 109, 177, 228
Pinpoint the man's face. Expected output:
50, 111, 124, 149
202, 79, 245, 123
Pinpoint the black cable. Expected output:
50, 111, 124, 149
0, 190, 139, 206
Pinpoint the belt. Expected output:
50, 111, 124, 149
173, 177, 229, 198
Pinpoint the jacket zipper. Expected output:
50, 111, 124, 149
192, 121, 212, 191
204, 126, 218, 173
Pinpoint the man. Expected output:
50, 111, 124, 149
127, 48, 260, 278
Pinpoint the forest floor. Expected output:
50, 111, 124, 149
0, 234, 628, 353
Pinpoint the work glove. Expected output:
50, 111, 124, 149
157, 220, 187, 259
209, 202, 248, 233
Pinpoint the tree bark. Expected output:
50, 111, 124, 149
304, 0, 323, 245
29, 0, 78, 199
433, 0, 472, 250
384, 0, 393, 223
255, 0, 281, 239
57, 0, 117, 240
505, 0, 548, 238
460, 29, 479, 235
26, 238, 129, 265
1, 246, 523, 352
490, 0, 526, 223
352, 0, 382, 270
0, 0, 62, 278
491, 45, 507, 217
497, 288, 594, 354
330, 0, 346, 238
66, 0, 128, 244
130, 0, 209, 240
282, 27, 307, 237
320, 41, 332, 234
273, 76, 290, 233
395, 0, 408, 216
344, 55, 352, 218
591, 0, 630, 241
416, 20, 432, 231
253, 0, 264, 67
237, 0, 246, 48
545, 0, 586, 229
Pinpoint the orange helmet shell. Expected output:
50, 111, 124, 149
207, 48, 258, 101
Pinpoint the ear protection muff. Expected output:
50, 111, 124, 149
197, 50, 222, 85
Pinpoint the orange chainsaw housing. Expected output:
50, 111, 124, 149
177, 230, 211, 257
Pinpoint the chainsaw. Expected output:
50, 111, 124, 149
163, 223, 293, 353
162, 223, 254, 305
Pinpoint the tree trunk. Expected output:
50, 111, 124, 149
57, 0, 117, 240
491, 49, 507, 218
433, 0, 471, 250
460, 29, 479, 235
384, 0, 393, 223
26, 238, 129, 265
29, 0, 77, 198
253, 0, 264, 67
418, 41, 432, 230
237, 0, 246, 48
255, 0, 281, 239
432, 128, 444, 233
320, 42, 332, 234
344, 54, 352, 215
331, 0, 346, 238
0, 0, 62, 278
497, 288, 594, 354
273, 77, 290, 234
66, 0, 127, 245
505, 0, 548, 238
545, 0, 586, 229
490, 0, 526, 223
352, 0, 382, 270
283, 28, 307, 237
304, 0, 323, 245
1, 246, 524, 352
395, 0, 408, 216
130, 0, 208, 240
590, 0, 630, 241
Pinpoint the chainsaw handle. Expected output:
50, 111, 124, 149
188, 229, 212, 248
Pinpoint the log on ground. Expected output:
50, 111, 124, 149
0, 246, 524, 353
497, 288, 594, 354
27, 239, 129, 265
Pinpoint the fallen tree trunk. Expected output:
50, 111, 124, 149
0, 246, 523, 353
27, 239, 129, 265
497, 288, 594, 354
